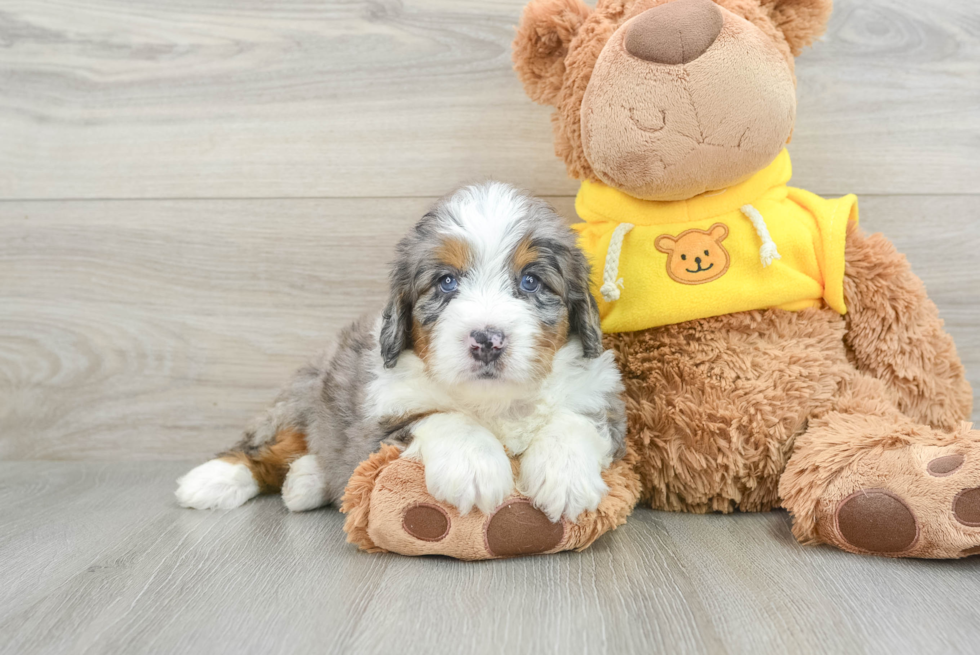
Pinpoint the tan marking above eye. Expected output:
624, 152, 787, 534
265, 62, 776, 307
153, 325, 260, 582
435, 238, 471, 271
512, 236, 539, 273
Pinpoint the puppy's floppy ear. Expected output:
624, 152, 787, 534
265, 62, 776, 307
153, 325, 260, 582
379, 252, 414, 369
567, 247, 604, 359
764, 0, 833, 56
512, 0, 591, 106
380, 295, 411, 369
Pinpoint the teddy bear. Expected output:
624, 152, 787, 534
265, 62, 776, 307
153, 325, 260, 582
342, 0, 977, 560
507, 0, 979, 558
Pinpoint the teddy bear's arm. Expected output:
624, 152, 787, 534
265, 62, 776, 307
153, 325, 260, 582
842, 225, 973, 430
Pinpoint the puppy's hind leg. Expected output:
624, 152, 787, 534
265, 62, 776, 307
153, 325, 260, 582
177, 354, 327, 510
175, 458, 259, 510
282, 454, 330, 512
176, 427, 308, 510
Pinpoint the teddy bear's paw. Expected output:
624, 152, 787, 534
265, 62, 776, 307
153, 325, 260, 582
817, 435, 980, 558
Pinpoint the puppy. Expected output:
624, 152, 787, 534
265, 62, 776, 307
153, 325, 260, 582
175, 182, 626, 522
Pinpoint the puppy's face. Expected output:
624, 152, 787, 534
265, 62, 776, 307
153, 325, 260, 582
380, 182, 602, 389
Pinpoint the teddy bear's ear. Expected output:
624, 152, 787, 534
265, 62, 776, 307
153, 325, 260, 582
512, 0, 592, 106
765, 0, 834, 56
654, 234, 677, 254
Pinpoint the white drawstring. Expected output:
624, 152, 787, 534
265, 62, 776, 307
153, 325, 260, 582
600, 222, 634, 302
740, 204, 781, 267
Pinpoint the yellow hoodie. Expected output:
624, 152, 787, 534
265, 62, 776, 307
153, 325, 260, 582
573, 150, 859, 333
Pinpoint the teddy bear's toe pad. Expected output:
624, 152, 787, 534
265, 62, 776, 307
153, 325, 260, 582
485, 499, 564, 557
402, 504, 450, 541
953, 488, 980, 526
927, 454, 964, 476
836, 490, 918, 554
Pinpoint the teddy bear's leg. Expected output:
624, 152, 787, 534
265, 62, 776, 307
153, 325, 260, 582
341, 446, 641, 559
780, 373, 980, 558
843, 224, 973, 430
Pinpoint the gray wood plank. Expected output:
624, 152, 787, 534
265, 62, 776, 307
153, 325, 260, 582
1, 194, 978, 461
0, 0, 978, 200
2, 461, 980, 655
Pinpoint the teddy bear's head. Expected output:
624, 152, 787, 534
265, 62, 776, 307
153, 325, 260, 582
513, 0, 832, 201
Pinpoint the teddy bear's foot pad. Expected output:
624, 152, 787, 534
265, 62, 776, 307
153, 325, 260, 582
485, 499, 565, 557
835, 490, 918, 554
817, 435, 980, 558
402, 504, 450, 542
952, 487, 980, 526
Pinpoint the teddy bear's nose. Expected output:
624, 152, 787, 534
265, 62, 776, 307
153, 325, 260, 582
624, 0, 724, 65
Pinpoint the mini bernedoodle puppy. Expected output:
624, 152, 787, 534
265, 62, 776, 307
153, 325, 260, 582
176, 182, 626, 522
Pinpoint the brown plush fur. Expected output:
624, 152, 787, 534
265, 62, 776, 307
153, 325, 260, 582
341, 443, 402, 553
841, 225, 972, 431
608, 307, 847, 514
513, 0, 593, 105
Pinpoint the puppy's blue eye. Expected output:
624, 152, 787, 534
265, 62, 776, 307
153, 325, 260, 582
439, 275, 458, 293
520, 274, 540, 293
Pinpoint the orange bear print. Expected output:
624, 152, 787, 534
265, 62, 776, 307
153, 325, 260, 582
654, 223, 730, 285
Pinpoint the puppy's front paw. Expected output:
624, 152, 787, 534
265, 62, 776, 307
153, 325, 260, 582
519, 446, 609, 523
419, 440, 514, 516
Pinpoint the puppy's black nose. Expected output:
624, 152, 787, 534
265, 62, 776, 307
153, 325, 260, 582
468, 328, 506, 364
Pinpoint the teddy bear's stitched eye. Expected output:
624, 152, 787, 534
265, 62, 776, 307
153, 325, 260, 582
704, 250, 710, 256
681, 254, 687, 261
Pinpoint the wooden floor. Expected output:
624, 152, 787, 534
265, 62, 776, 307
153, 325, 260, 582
4, 461, 980, 655
1, 0, 979, 653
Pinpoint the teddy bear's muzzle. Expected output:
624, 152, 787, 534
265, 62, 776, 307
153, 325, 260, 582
624, 0, 724, 65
